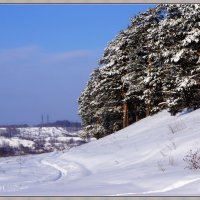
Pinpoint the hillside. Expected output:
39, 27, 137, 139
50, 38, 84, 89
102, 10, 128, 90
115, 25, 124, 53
1, 109, 200, 195
0, 127, 86, 156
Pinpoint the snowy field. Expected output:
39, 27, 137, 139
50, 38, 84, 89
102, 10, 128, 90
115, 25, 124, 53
1, 109, 200, 195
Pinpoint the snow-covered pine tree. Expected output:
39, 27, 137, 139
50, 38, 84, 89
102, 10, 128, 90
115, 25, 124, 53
96, 30, 130, 137
125, 6, 165, 117
78, 68, 103, 138
150, 4, 200, 114
79, 30, 130, 138
79, 4, 200, 139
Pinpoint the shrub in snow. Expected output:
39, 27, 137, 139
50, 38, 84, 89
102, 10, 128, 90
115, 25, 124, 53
0, 127, 20, 138
0, 141, 18, 157
157, 161, 166, 172
183, 149, 200, 170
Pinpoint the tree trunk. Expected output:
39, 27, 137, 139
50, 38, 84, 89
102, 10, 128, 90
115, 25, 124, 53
146, 58, 152, 117
123, 101, 129, 128
135, 106, 139, 122
146, 105, 150, 116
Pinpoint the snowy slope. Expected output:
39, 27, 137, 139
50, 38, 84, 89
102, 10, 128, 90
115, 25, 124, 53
1, 109, 200, 195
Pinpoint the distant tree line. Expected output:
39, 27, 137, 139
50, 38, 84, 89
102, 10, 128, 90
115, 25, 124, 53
0, 120, 81, 130
79, 4, 200, 139
36, 120, 81, 130
0, 124, 29, 128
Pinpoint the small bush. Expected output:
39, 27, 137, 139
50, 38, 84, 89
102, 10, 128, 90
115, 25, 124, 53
157, 161, 166, 172
0, 141, 20, 157
168, 155, 175, 166
183, 149, 200, 170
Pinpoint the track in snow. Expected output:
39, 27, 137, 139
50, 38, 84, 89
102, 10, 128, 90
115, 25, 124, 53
0, 153, 68, 193
113, 177, 200, 196
40, 159, 68, 181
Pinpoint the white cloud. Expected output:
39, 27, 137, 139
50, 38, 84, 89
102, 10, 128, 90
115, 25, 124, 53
0, 45, 40, 63
41, 50, 93, 64
0, 45, 94, 67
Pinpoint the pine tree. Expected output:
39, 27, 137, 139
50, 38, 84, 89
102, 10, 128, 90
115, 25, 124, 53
79, 4, 200, 139
151, 4, 200, 114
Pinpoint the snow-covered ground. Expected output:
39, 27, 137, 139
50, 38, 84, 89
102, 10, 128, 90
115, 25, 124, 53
1, 109, 200, 195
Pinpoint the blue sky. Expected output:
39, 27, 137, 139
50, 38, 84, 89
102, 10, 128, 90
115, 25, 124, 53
0, 4, 156, 125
